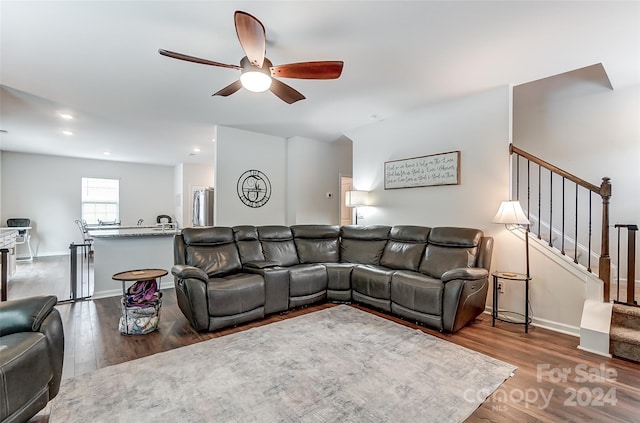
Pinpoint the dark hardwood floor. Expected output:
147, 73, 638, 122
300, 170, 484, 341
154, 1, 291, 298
20, 255, 639, 422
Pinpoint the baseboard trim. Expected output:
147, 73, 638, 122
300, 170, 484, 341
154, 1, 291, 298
92, 280, 175, 299
577, 345, 612, 358
482, 308, 579, 337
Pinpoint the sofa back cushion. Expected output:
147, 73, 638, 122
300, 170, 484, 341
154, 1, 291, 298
340, 225, 390, 265
232, 225, 265, 263
419, 227, 483, 278
258, 226, 299, 266
291, 225, 340, 263
181, 227, 242, 277
380, 225, 430, 271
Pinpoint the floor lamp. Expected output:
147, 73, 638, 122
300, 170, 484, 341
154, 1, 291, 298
492, 200, 531, 278
345, 190, 369, 225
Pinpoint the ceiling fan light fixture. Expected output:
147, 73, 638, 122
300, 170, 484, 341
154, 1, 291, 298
160, 12, 342, 102
240, 70, 272, 92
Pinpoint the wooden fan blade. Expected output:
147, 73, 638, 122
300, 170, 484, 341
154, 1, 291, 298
270, 61, 344, 79
213, 80, 243, 97
234, 11, 266, 68
269, 78, 305, 104
158, 49, 241, 70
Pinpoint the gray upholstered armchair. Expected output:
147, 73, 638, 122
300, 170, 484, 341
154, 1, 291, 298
0, 295, 64, 423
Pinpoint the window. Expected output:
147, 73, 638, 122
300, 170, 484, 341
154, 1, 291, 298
81, 177, 120, 225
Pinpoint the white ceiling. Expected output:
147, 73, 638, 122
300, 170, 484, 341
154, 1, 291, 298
1, 1, 639, 166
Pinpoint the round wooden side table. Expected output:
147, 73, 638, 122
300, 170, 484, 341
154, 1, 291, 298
112, 268, 168, 335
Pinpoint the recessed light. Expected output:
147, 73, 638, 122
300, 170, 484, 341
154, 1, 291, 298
62, 130, 73, 136
103, 151, 111, 156
59, 113, 73, 120
211, 138, 216, 142
193, 148, 201, 153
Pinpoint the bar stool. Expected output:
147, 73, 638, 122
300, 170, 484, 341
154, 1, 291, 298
7, 218, 34, 261
74, 219, 94, 257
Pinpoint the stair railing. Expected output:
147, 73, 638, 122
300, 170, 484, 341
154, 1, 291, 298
615, 224, 638, 306
509, 144, 612, 301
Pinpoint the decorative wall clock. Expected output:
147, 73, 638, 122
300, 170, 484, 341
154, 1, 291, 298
237, 169, 271, 208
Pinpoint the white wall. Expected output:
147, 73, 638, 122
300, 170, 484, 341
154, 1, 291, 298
215, 126, 288, 226
287, 136, 352, 225
514, 80, 640, 227
346, 86, 511, 230
174, 163, 184, 227
1, 152, 175, 255
0, 150, 3, 224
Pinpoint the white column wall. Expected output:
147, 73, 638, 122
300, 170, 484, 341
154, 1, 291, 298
215, 126, 288, 226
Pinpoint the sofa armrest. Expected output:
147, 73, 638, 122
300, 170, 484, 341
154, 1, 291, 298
171, 264, 208, 282
0, 295, 58, 336
441, 267, 488, 283
244, 260, 280, 269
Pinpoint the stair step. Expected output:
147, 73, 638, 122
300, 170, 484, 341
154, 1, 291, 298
613, 302, 640, 316
613, 303, 640, 319
610, 326, 640, 363
610, 325, 640, 345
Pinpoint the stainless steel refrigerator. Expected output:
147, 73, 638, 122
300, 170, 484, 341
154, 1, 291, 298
192, 188, 214, 226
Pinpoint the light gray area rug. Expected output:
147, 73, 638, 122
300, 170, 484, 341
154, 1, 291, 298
50, 305, 516, 423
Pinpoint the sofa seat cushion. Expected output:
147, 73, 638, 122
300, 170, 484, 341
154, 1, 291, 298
288, 264, 328, 297
0, 332, 53, 421
391, 271, 444, 316
207, 273, 265, 317
351, 265, 395, 300
325, 263, 356, 291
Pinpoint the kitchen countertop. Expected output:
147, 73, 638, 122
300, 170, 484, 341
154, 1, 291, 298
89, 227, 181, 238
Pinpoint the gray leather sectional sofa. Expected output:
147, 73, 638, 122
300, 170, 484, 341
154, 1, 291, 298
172, 225, 493, 333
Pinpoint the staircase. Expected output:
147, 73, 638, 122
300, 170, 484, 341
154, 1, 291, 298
509, 144, 639, 358
610, 303, 640, 362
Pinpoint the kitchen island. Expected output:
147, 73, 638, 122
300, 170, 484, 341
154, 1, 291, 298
1, 228, 18, 301
89, 226, 180, 298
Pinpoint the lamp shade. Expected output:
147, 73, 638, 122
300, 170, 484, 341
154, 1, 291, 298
345, 190, 369, 207
492, 201, 530, 225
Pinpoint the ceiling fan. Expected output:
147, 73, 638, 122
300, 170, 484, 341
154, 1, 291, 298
159, 11, 344, 104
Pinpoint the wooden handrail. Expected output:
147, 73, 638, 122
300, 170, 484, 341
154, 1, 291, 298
509, 144, 612, 302
510, 144, 604, 194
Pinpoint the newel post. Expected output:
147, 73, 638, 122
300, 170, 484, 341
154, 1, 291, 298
599, 177, 612, 302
